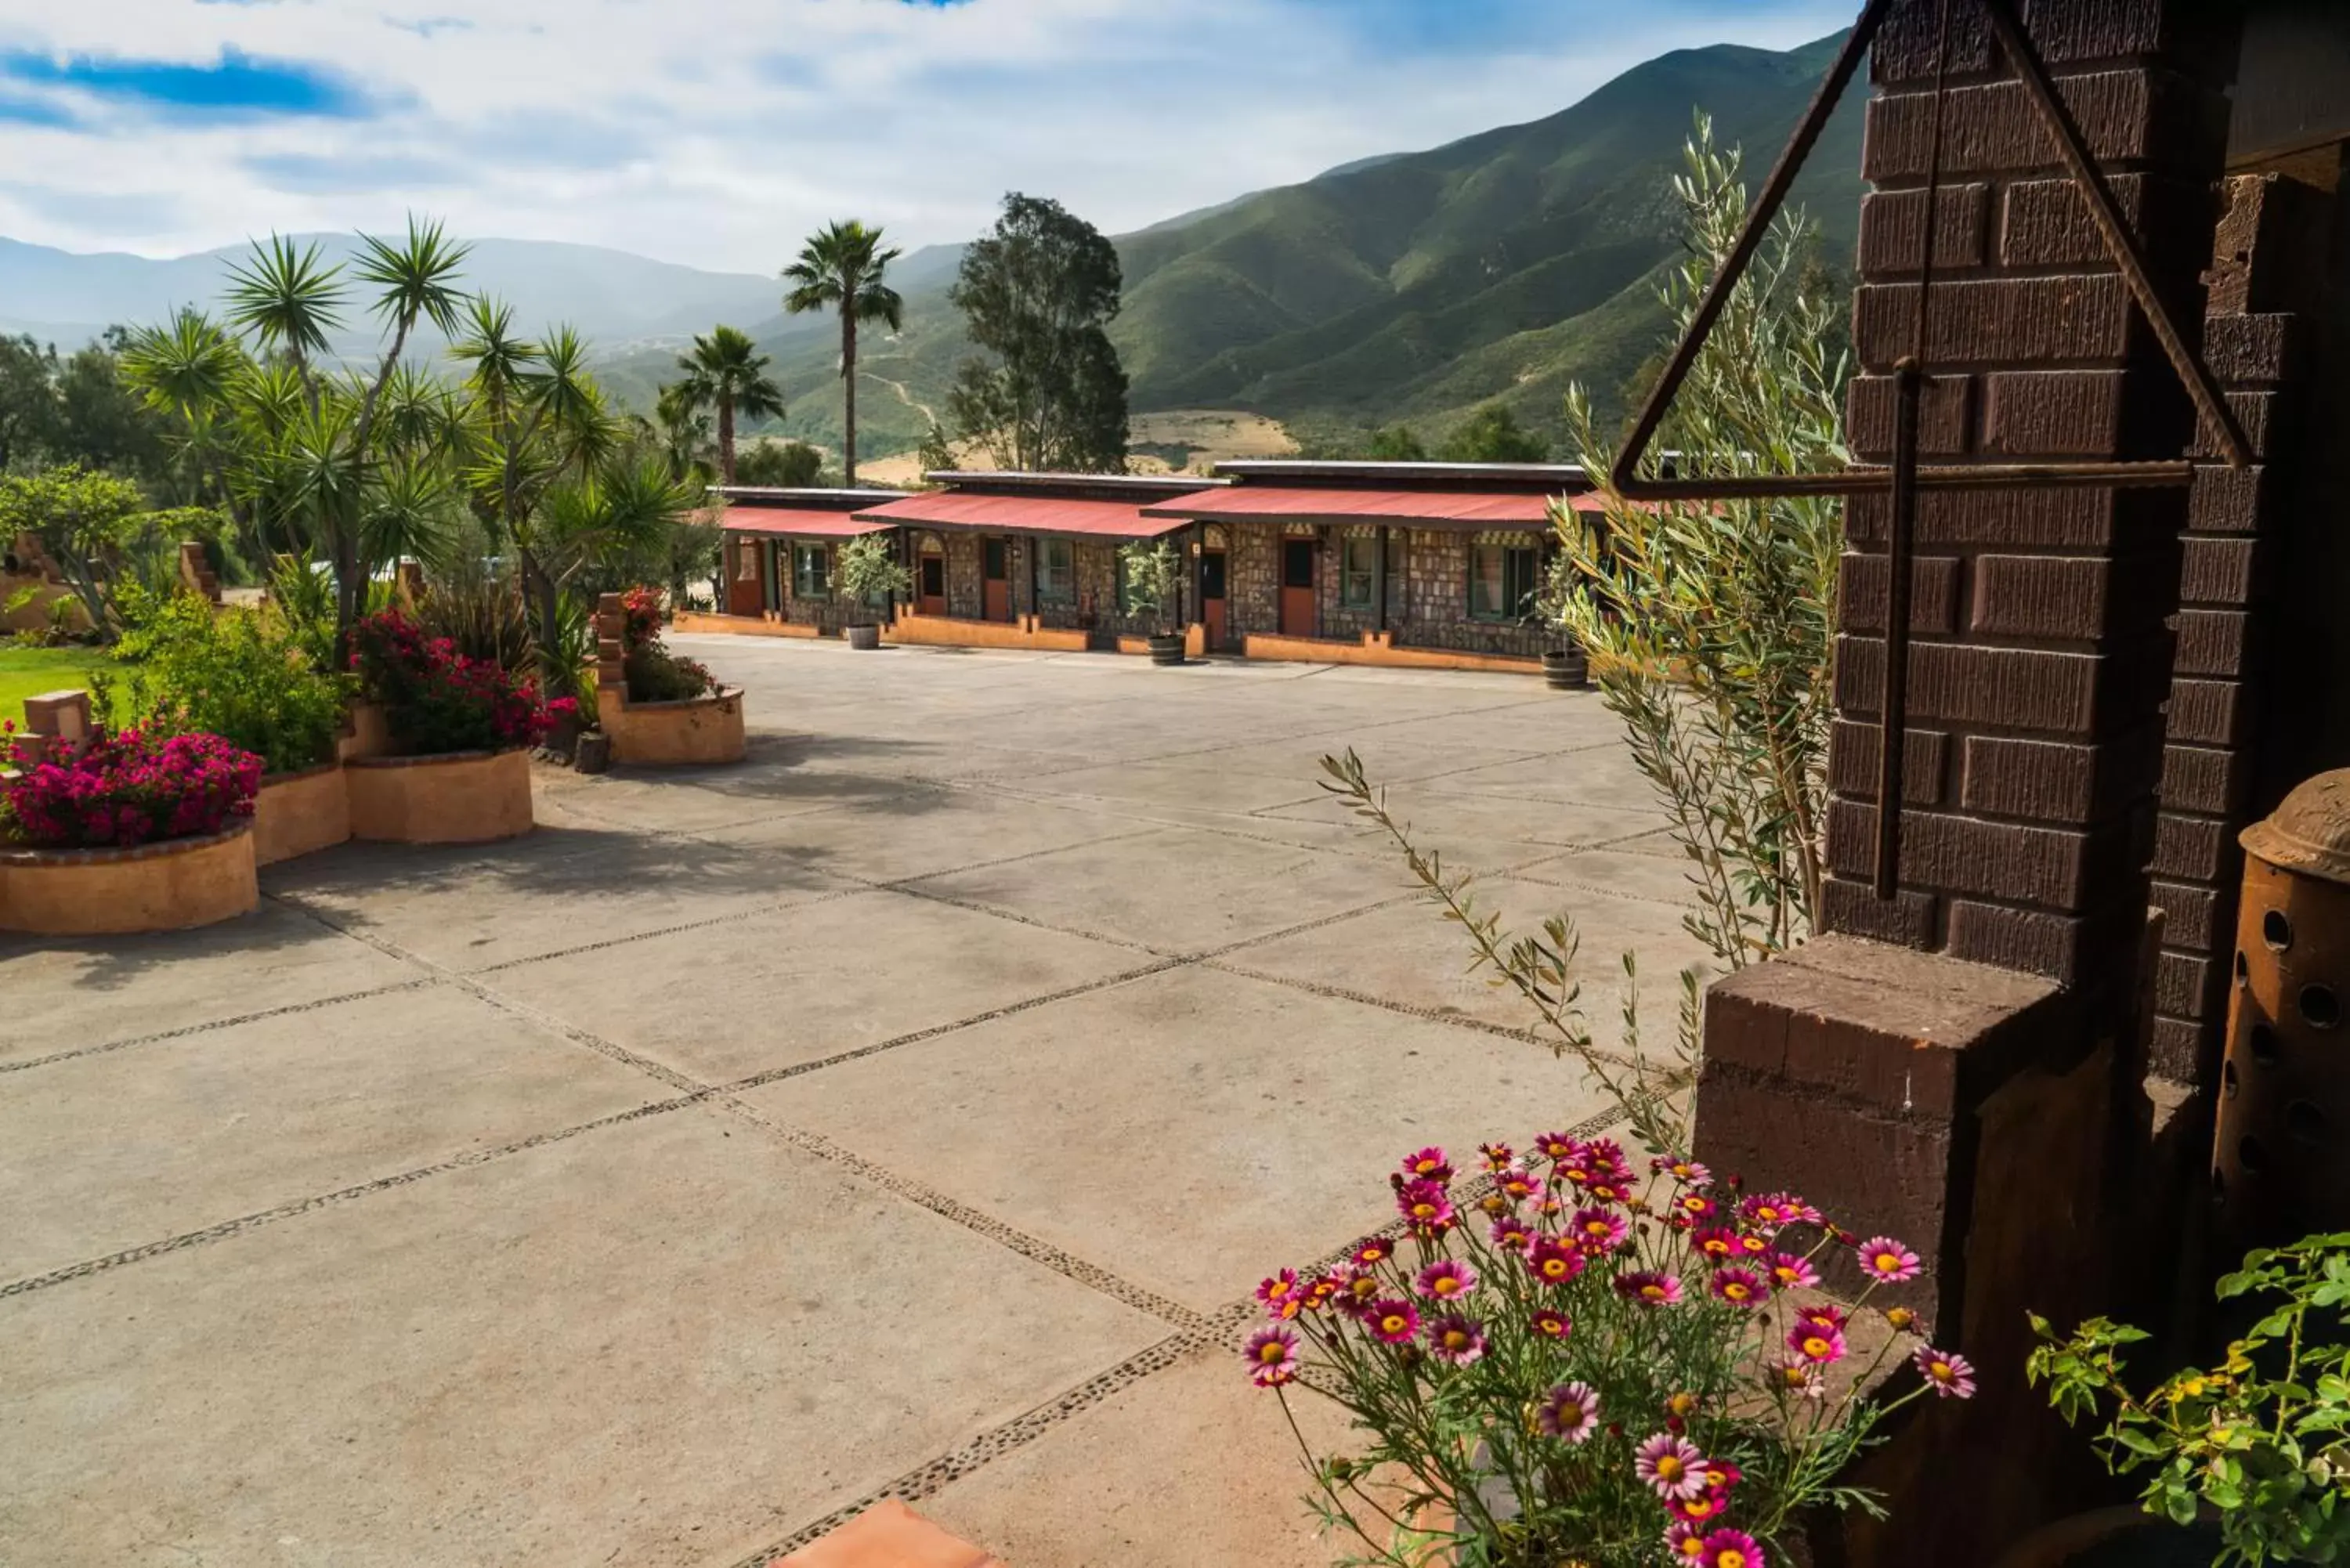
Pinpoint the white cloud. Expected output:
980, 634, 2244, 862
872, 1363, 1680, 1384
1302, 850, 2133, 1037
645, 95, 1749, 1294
0, 0, 1852, 272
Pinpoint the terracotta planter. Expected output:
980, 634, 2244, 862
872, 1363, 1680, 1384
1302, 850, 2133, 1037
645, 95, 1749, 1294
338, 701, 392, 762
604, 686, 747, 767
251, 762, 350, 866
345, 748, 534, 844
0, 822, 258, 935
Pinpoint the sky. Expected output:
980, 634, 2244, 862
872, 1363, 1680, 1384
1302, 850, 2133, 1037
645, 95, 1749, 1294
0, 0, 1852, 276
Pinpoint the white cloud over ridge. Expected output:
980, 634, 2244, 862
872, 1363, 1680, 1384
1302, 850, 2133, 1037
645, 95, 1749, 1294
0, 0, 1850, 273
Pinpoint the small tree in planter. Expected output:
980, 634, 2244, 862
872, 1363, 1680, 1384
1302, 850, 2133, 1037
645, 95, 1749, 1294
617, 587, 718, 701
835, 535, 910, 650
1118, 538, 1185, 666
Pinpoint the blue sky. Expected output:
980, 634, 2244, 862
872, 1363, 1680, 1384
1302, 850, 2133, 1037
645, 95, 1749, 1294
0, 0, 1851, 273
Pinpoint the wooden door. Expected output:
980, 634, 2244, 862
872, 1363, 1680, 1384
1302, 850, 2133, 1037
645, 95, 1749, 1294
918, 549, 946, 616
1279, 538, 1317, 637
1200, 550, 1227, 649
982, 537, 1011, 621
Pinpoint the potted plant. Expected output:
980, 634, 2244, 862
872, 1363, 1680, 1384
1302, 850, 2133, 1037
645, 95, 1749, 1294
1246, 1136, 1975, 1566
595, 587, 746, 766
1541, 645, 1589, 691
835, 535, 911, 651
2025, 1231, 2350, 1567
1118, 539, 1186, 666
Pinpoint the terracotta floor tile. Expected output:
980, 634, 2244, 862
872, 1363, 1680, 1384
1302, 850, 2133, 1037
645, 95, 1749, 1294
783, 1501, 1004, 1568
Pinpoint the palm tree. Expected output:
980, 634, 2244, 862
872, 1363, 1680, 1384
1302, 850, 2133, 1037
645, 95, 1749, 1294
783, 220, 902, 488
671, 325, 783, 484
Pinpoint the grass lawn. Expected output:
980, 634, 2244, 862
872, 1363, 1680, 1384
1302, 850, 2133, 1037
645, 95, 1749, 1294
0, 646, 120, 727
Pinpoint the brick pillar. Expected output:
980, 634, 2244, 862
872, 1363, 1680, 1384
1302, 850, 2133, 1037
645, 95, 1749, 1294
1822, 1, 2237, 1010
2146, 173, 2335, 1090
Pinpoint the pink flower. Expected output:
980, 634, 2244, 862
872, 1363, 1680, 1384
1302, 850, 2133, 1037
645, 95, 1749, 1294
1766, 1251, 1820, 1292
1699, 1528, 1766, 1568
1690, 1225, 1740, 1262
1710, 1266, 1768, 1309
1496, 1164, 1545, 1204
1333, 1270, 1381, 1317
1795, 1302, 1849, 1335
1787, 1322, 1848, 1365
1489, 1215, 1536, 1254
1478, 1140, 1515, 1172
1396, 1180, 1455, 1235
1769, 1359, 1824, 1399
1526, 1237, 1585, 1288
1242, 1325, 1300, 1387
1256, 1270, 1303, 1320
1571, 1206, 1630, 1255
1367, 1299, 1420, 1345
1856, 1235, 1922, 1284
1397, 1146, 1452, 1184
1667, 1524, 1709, 1563
1617, 1270, 1684, 1309
1634, 1432, 1711, 1500
1674, 1192, 1719, 1223
1914, 1345, 1977, 1399
1349, 1237, 1394, 1270
1670, 1490, 1734, 1526
1535, 1382, 1600, 1443
1413, 1259, 1480, 1302
1531, 1130, 1581, 1163
1529, 1306, 1571, 1339
1424, 1314, 1486, 1366
1653, 1156, 1713, 1187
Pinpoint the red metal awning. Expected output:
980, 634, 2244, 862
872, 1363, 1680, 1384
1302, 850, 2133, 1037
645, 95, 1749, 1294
851, 490, 1202, 539
1140, 486, 1607, 528
719, 506, 894, 539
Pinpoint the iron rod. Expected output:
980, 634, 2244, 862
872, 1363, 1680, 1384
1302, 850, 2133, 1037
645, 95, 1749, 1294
1611, 461, 2196, 500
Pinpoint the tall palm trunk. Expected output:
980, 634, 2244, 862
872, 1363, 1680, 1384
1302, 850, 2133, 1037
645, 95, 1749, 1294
841, 310, 858, 488
717, 396, 736, 484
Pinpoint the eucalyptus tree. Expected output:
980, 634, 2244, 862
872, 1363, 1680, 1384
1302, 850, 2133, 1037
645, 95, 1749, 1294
669, 325, 783, 484
783, 220, 902, 487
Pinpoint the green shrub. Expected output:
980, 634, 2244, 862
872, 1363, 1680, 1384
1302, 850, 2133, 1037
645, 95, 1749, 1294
113, 587, 352, 775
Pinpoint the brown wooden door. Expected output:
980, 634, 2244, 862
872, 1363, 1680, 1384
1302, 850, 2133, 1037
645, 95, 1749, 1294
918, 550, 945, 616
1279, 538, 1316, 636
1201, 550, 1227, 649
982, 538, 1011, 621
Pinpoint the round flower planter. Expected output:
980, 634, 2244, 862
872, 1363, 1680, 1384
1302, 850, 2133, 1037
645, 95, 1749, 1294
251, 761, 351, 866
345, 748, 535, 844
0, 822, 258, 936
1148, 632, 1188, 667
604, 687, 747, 768
1542, 649, 1589, 690
845, 623, 882, 651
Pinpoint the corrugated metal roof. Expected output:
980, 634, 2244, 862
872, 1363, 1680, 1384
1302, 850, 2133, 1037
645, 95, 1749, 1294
719, 505, 894, 539
852, 490, 1203, 539
1141, 486, 1608, 526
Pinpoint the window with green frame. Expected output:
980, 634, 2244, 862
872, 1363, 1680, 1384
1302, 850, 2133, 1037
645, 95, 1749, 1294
1339, 533, 1406, 612
1039, 538, 1076, 603
1468, 540, 1541, 621
792, 542, 830, 599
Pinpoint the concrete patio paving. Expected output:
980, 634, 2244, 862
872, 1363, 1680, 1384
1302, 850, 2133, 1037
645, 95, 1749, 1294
0, 637, 1712, 1568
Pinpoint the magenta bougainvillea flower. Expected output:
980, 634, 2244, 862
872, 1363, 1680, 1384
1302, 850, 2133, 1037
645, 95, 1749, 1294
1913, 1345, 1977, 1399
1856, 1235, 1922, 1283
1, 727, 261, 851
1414, 1259, 1480, 1302
1396, 1180, 1455, 1235
1526, 1237, 1585, 1288
1710, 1266, 1768, 1309
1368, 1299, 1420, 1345
1634, 1432, 1711, 1500
1530, 1306, 1571, 1340
1766, 1251, 1821, 1292
1256, 1270, 1303, 1320
1699, 1527, 1766, 1568
1424, 1314, 1487, 1366
1397, 1146, 1453, 1184
1787, 1322, 1849, 1365
1571, 1207, 1630, 1255
1616, 1270, 1684, 1309
1535, 1381, 1600, 1443
1243, 1325, 1300, 1388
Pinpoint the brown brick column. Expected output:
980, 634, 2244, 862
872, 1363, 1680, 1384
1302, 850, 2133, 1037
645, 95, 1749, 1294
2147, 172, 2335, 1089
1822, 1, 2236, 1009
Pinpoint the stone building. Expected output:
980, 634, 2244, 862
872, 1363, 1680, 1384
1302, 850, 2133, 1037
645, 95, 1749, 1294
712, 487, 913, 630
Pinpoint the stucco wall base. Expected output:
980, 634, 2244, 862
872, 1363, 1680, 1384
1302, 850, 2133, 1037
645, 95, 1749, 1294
603, 688, 748, 767
0, 822, 258, 934
1242, 630, 1541, 674
672, 612, 822, 639
883, 612, 1089, 652
252, 764, 352, 865
345, 749, 534, 844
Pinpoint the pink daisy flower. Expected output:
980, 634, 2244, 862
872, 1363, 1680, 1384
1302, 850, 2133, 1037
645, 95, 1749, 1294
1654, 1156, 1713, 1186
1397, 1146, 1453, 1185
1368, 1299, 1420, 1345
1350, 1237, 1394, 1270
1242, 1324, 1300, 1388
1531, 1130, 1581, 1163
1535, 1381, 1600, 1443
1633, 1431, 1711, 1500
1676, 1193, 1719, 1223
1769, 1359, 1824, 1398
1856, 1235, 1922, 1284
1617, 1270, 1684, 1308
1397, 1180, 1455, 1235
1738, 1192, 1794, 1230
1670, 1490, 1732, 1526
1424, 1314, 1486, 1366
1583, 1136, 1629, 1170
1526, 1237, 1585, 1288
1699, 1528, 1766, 1568
1530, 1306, 1571, 1339
1710, 1266, 1768, 1309
1478, 1140, 1515, 1172
1303, 1274, 1344, 1312
1734, 1231, 1773, 1259
1795, 1302, 1849, 1335
1667, 1523, 1709, 1563
1256, 1270, 1303, 1320
1334, 1270, 1382, 1317
1914, 1346, 1977, 1399
1766, 1251, 1820, 1292
1489, 1215, 1537, 1254
1571, 1206, 1631, 1255
1497, 1165, 1545, 1204
1414, 1259, 1480, 1302
1706, 1461, 1743, 1496
1690, 1225, 1740, 1262
1787, 1322, 1848, 1365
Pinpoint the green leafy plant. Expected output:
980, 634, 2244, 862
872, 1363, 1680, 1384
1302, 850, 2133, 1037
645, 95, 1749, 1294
0, 465, 220, 638
1117, 539, 1181, 634
110, 587, 352, 775
1546, 114, 1846, 969
834, 534, 911, 626
2030, 1234, 2350, 1566
616, 586, 716, 703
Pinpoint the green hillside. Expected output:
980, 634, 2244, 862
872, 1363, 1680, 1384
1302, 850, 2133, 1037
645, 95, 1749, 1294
602, 29, 1862, 460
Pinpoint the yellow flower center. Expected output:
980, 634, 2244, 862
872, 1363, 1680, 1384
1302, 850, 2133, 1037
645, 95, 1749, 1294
1655, 1455, 1683, 1481
1382, 1316, 1407, 1335
1257, 1342, 1286, 1364
1722, 1551, 1748, 1568
1643, 1284, 1666, 1299
1875, 1252, 1900, 1272
1804, 1335, 1830, 1357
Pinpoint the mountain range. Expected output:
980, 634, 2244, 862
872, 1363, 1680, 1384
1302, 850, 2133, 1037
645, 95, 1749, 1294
0, 30, 1860, 462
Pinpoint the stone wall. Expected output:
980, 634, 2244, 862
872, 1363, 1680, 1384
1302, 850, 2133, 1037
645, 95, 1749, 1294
944, 534, 982, 620
1227, 526, 1282, 645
